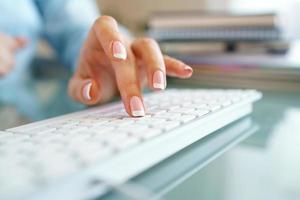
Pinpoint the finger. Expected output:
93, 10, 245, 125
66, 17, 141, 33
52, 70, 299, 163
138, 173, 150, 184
113, 47, 145, 117
91, 16, 145, 117
132, 38, 166, 90
68, 51, 103, 106
91, 16, 127, 61
164, 56, 193, 78
68, 52, 117, 105
68, 76, 101, 106
68, 74, 117, 106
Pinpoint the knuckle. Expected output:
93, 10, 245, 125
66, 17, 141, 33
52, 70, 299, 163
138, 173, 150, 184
120, 78, 138, 91
138, 37, 157, 47
95, 15, 117, 27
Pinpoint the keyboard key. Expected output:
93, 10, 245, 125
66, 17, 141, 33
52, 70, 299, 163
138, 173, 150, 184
0, 164, 36, 195
132, 128, 163, 140
169, 107, 196, 114
208, 104, 222, 111
102, 132, 130, 144
153, 121, 181, 131
154, 112, 182, 120
0, 132, 14, 139
75, 145, 113, 165
122, 124, 149, 132
112, 137, 140, 150
179, 114, 196, 123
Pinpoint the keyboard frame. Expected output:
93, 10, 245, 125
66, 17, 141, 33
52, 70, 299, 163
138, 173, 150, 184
7, 91, 260, 182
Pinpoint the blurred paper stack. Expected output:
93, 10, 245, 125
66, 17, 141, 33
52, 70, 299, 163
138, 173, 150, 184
147, 11, 300, 91
149, 12, 280, 41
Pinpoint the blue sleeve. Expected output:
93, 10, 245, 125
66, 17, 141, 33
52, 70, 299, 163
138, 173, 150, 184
34, 0, 100, 70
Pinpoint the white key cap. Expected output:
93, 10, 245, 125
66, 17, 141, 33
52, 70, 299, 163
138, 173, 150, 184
179, 114, 196, 123
133, 118, 166, 126
221, 100, 232, 107
112, 137, 140, 150
121, 124, 149, 132
169, 107, 196, 114
38, 156, 79, 181
131, 128, 163, 140
207, 103, 221, 110
153, 121, 181, 131
1, 135, 31, 144
154, 112, 182, 120
77, 145, 113, 163
106, 119, 134, 127
0, 164, 35, 195
102, 132, 129, 144
90, 126, 115, 133
0, 132, 14, 139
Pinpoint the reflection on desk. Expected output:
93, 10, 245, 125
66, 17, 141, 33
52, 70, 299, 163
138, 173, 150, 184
164, 91, 300, 200
127, 117, 257, 200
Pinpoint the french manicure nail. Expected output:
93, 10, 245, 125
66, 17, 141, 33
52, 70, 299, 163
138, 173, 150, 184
130, 96, 145, 117
112, 41, 127, 60
153, 70, 165, 90
83, 81, 92, 101
184, 65, 193, 75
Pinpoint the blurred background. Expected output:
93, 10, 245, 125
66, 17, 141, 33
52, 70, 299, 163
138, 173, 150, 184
1, 0, 300, 127
97, 0, 300, 38
1, 1, 300, 200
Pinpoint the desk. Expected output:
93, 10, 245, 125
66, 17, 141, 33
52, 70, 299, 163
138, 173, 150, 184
158, 90, 300, 200
0, 78, 300, 200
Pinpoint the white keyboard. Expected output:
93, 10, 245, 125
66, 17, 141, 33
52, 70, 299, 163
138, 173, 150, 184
0, 89, 262, 200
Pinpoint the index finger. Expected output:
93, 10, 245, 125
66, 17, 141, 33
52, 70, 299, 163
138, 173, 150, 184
87, 16, 127, 61
90, 16, 145, 117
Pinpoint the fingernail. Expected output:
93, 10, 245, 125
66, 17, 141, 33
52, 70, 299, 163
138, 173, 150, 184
153, 70, 165, 90
184, 65, 193, 75
83, 81, 92, 100
130, 96, 145, 117
112, 41, 127, 60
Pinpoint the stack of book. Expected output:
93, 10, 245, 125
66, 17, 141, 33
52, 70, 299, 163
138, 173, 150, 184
147, 11, 300, 91
171, 52, 300, 91
148, 12, 281, 41
148, 12, 287, 55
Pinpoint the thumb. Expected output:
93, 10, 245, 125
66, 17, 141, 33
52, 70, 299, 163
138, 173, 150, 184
68, 76, 102, 106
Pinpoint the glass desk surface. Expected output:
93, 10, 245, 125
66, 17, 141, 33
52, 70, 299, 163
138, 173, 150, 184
0, 79, 299, 200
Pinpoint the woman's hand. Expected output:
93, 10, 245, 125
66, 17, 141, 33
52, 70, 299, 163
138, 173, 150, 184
68, 16, 193, 117
0, 33, 27, 77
